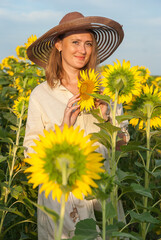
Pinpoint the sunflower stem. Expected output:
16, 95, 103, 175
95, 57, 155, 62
142, 104, 151, 240
0, 78, 27, 235
9, 77, 27, 187
102, 199, 106, 240
109, 90, 118, 231
56, 162, 67, 240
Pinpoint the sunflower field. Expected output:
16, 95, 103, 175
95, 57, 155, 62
0, 35, 161, 240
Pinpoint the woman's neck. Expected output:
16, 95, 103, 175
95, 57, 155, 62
61, 70, 79, 95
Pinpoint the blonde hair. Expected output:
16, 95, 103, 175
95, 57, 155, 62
45, 32, 98, 88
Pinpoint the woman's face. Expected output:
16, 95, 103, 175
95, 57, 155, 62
56, 32, 93, 71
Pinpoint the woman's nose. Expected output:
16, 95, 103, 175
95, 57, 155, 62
79, 44, 86, 54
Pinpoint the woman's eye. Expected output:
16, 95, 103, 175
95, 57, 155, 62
86, 42, 93, 47
72, 41, 79, 45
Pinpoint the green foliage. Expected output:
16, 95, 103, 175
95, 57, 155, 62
0, 39, 161, 240
0, 46, 44, 239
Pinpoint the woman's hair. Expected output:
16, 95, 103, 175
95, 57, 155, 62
45, 31, 98, 88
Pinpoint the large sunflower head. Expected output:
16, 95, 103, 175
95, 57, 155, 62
78, 69, 101, 112
102, 59, 143, 104
129, 84, 161, 129
25, 124, 104, 202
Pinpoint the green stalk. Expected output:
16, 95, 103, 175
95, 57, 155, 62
142, 104, 151, 240
109, 91, 118, 236
9, 77, 27, 186
0, 78, 27, 235
9, 105, 24, 186
56, 162, 67, 240
102, 199, 106, 240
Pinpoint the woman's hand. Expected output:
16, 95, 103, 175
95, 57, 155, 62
116, 132, 127, 151
95, 99, 109, 121
59, 94, 80, 130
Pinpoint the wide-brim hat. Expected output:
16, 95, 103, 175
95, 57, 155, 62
27, 12, 124, 68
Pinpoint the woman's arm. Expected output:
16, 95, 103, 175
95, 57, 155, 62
23, 95, 45, 157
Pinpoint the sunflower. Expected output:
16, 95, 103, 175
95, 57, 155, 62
151, 76, 161, 88
16, 45, 26, 60
15, 74, 42, 96
1, 56, 18, 70
137, 66, 151, 83
25, 34, 37, 49
102, 59, 143, 104
78, 69, 101, 111
129, 84, 161, 129
12, 96, 29, 118
24, 124, 104, 202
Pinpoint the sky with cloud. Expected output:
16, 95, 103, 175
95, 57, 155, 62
0, 0, 161, 75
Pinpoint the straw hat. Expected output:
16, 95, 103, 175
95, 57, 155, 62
27, 11, 124, 68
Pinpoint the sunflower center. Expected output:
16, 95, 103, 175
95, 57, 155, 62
55, 153, 75, 179
43, 142, 87, 186
116, 77, 125, 92
80, 80, 95, 100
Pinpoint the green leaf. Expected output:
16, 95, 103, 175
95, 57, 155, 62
153, 169, 161, 178
0, 169, 5, 181
134, 161, 145, 169
116, 169, 142, 182
112, 231, 142, 240
0, 127, 10, 138
116, 114, 134, 124
130, 183, 153, 199
1, 86, 17, 97
129, 211, 160, 224
0, 182, 11, 199
106, 201, 117, 219
0, 79, 10, 85
0, 205, 26, 218
153, 135, 161, 144
128, 110, 147, 121
19, 198, 36, 217
135, 162, 155, 177
121, 141, 149, 152
0, 137, 14, 144
105, 224, 119, 234
91, 130, 111, 148
24, 198, 59, 222
115, 151, 128, 163
70, 236, 94, 240
0, 155, 7, 163
150, 130, 161, 137
9, 125, 18, 131
0, 219, 36, 239
11, 185, 23, 199
90, 109, 105, 123
95, 122, 120, 137
155, 159, 161, 167
2, 112, 17, 125
74, 218, 99, 239
89, 93, 111, 103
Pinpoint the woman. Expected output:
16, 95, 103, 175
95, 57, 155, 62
24, 12, 127, 239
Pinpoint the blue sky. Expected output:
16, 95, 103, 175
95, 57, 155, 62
0, 0, 161, 75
